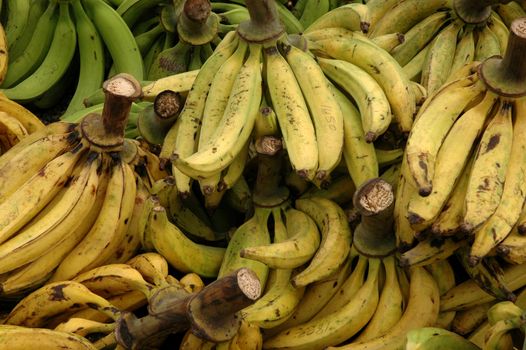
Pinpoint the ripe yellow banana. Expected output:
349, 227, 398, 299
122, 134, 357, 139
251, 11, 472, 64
264, 258, 380, 350
240, 207, 320, 269
451, 302, 493, 336
4, 280, 121, 327
0, 112, 29, 152
264, 41, 318, 180
318, 57, 391, 142
54, 317, 115, 337
326, 266, 440, 350
285, 43, 344, 182
470, 98, 526, 265
404, 74, 485, 196
126, 252, 169, 287
399, 237, 466, 267
304, 3, 370, 33
141, 69, 199, 101
0, 325, 98, 350
292, 197, 351, 287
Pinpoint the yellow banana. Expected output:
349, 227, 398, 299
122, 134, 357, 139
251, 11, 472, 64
285, 43, 344, 182
402, 41, 431, 82
304, 3, 371, 33
371, 32, 404, 52
141, 69, 199, 101
0, 112, 29, 152
450, 28, 475, 78
451, 302, 493, 336
487, 12, 509, 54
292, 197, 351, 287
474, 25, 502, 62
126, 252, 169, 287
399, 237, 466, 267
54, 317, 115, 337
0, 325, 98, 350
264, 42, 318, 180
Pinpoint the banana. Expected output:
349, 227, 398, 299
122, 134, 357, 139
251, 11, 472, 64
405, 326, 480, 350
487, 12, 509, 54
51, 160, 137, 281
474, 25, 502, 62
301, 173, 356, 205
380, 162, 402, 190
451, 302, 493, 336
83, 0, 144, 80
371, 32, 405, 52
0, 95, 45, 133
313, 34, 416, 133
241, 207, 320, 269
402, 42, 431, 82
421, 21, 461, 96
126, 252, 169, 287
175, 43, 262, 179
241, 207, 305, 328
483, 316, 522, 350
180, 330, 215, 350
399, 237, 466, 267
404, 74, 485, 196
262, 257, 354, 339
497, 230, 526, 264
319, 57, 391, 143
292, 197, 351, 287
197, 39, 248, 165
430, 154, 473, 237
450, 28, 476, 78
487, 300, 523, 325
304, 3, 371, 33
0, 153, 99, 274
365, 0, 402, 30
54, 317, 115, 338
2, 1, 76, 101
232, 320, 263, 350
313, 254, 369, 320
4, 280, 121, 327
0, 112, 28, 152
394, 153, 419, 251
406, 91, 498, 231
285, 43, 344, 182
147, 204, 225, 278
495, 1, 526, 27
355, 256, 404, 341
326, 266, 440, 350
180, 272, 205, 294
469, 98, 526, 265
141, 69, 198, 101
64, 0, 106, 116
0, 325, 98, 350
0, 23, 7, 85
441, 262, 526, 312
0, 162, 108, 296
369, 0, 450, 38
159, 31, 238, 196
263, 258, 380, 350
390, 11, 450, 67
3, 0, 31, 50
0, 141, 85, 245
218, 207, 271, 286
264, 41, 318, 180
299, 0, 330, 29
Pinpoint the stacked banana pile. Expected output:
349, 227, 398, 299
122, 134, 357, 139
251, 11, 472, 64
2, 0, 526, 349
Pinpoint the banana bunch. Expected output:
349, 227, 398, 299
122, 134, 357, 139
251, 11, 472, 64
0, 74, 172, 297
0, 0, 143, 116
0, 95, 45, 154
396, 18, 526, 263
363, 0, 513, 97
0, 325, 100, 350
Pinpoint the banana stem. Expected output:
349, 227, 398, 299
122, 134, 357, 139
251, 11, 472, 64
102, 73, 143, 140
115, 268, 261, 348
453, 0, 512, 24
177, 0, 218, 45
154, 90, 182, 122
352, 178, 397, 257
479, 17, 526, 97
253, 140, 290, 207
237, 0, 284, 43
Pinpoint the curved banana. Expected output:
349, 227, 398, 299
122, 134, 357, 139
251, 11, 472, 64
54, 317, 115, 338
0, 325, 98, 350
148, 204, 225, 278
240, 207, 320, 269
451, 302, 493, 336
399, 237, 466, 267
4, 280, 121, 327
450, 28, 475, 78
0, 95, 45, 133
51, 160, 136, 281
263, 258, 380, 350
264, 41, 318, 180
318, 57, 391, 142
304, 3, 371, 33
474, 25, 501, 62
371, 32, 405, 52
126, 252, 169, 287
3, 0, 31, 51
174, 43, 262, 178
470, 98, 526, 265
0, 112, 28, 152
285, 43, 344, 182
326, 266, 440, 350
313, 34, 416, 133
292, 197, 351, 287
2, 2, 76, 101
141, 69, 198, 101
0, 23, 7, 85
404, 74, 485, 196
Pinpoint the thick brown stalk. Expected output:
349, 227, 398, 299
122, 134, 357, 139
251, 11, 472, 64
479, 17, 526, 97
252, 142, 290, 208
237, 0, 284, 43
81, 74, 142, 152
453, 0, 513, 24
177, 0, 218, 45
352, 178, 397, 257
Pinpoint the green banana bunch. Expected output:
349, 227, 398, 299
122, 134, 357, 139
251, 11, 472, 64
397, 19, 526, 259
1, 0, 143, 117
